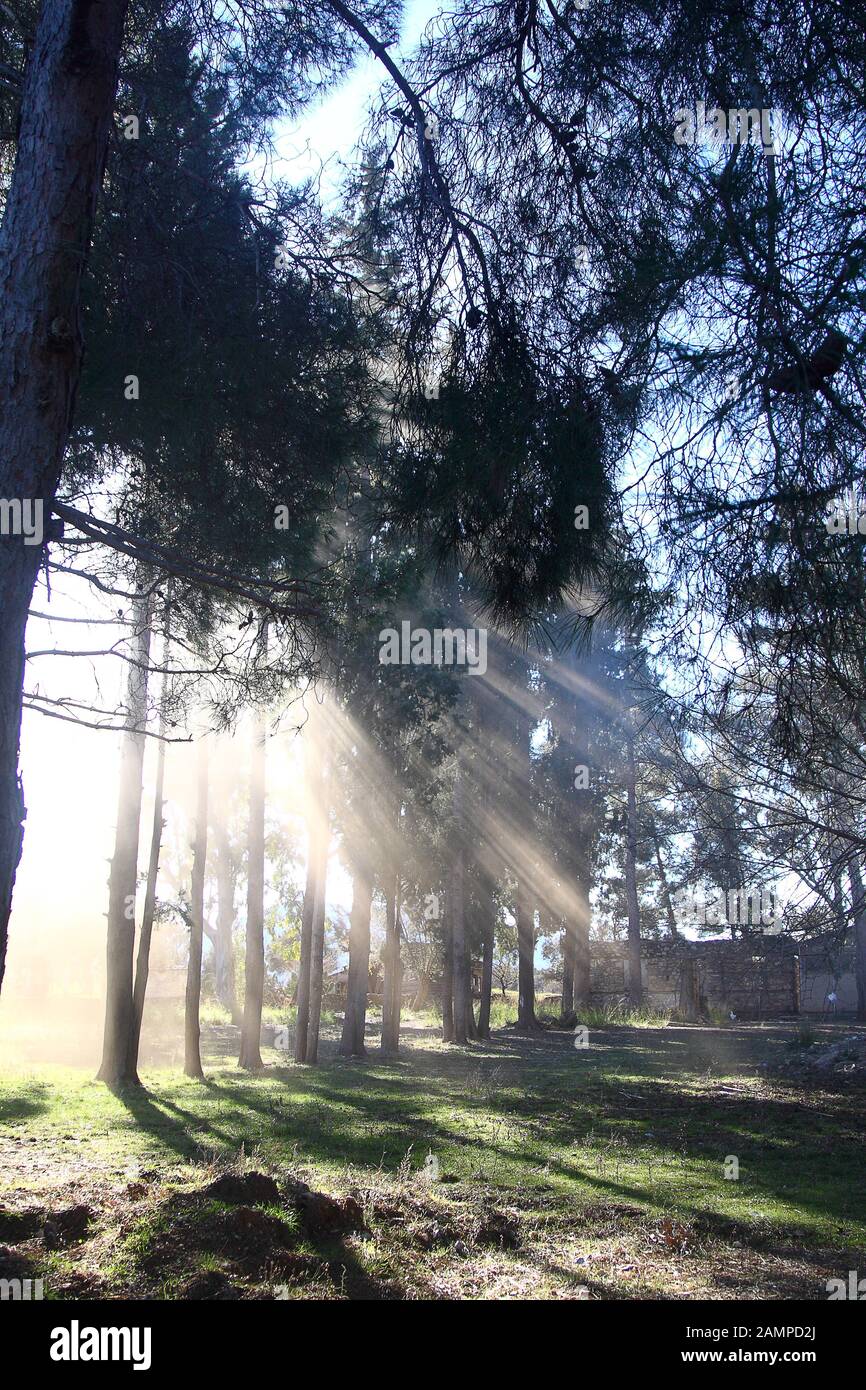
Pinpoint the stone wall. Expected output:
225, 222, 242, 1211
587, 937, 800, 1019
799, 942, 858, 1014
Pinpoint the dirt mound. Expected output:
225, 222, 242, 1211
202, 1172, 281, 1206
369, 1187, 519, 1251
297, 1191, 365, 1237
179, 1269, 239, 1300
43, 1204, 93, 1248
0, 1207, 43, 1243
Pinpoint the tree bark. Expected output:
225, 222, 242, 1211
212, 814, 240, 1024
574, 872, 591, 1007
130, 704, 167, 1070
0, 0, 130, 994
239, 711, 266, 1071
653, 830, 680, 938
441, 900, 455, 1041
294, 860, 315, 1060
339, 857, 373, 1057
451, 771, 469, 1044
561, 915, 576, 1019
305, 835, 329, 1064
295, 727, 326, 1062
130, 597, 172, 1069
184, 738, 208, 1079
97, 584, 152, 1086
848, 855, 866, 1022
625, 731, 642, 1008
381, 872, 402, 1055
516, 876, 537, 1029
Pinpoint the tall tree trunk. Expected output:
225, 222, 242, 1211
848, 856, 866, 1022
381, 871, 402, 1055
574, 871, 591, 1007
561, 915, 576, 1019
130, 598, 172, 1069
441, 901, 455, 1041
184, 739, 208, 1079
305, 834, 329, 1065
294, 862, 315, 1060
465, 956, 479, 1038
477, 896, 494, 1039
295, 727, 326, 1062
213, 814, 240, 1024
653, 830, 680, 938
516, 877, 537, 1030
300, 736, 329, 1064
97, 584, 152, 1086
625, 732, 642, 1008
239, 711, 266, 1071
339, 857, 373, 1057
130, 708, 166, 1070
0, 0, 130, 994
451, 771, 469, 1044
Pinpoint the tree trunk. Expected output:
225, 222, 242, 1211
305, 836, 329, 1065
477, 897, 494, 1039
130, 706, 167, 1070
381, 872, 402, 1055
574, 873, 591, 1007
412, 972, 431, 1011
97, 584, 152, 1087
625, 732, 642, 1008
516, 877, 537, 1030
184, 739, 208, 1079
295, 728, 326, 1062
239, 712, 266, 1071
451, 777, 469, 1044
294, 862, 315, 1060
466, 960, 479, 1039
441, 902, 455, 1042
213, 814, 240, 1025
653, 830, 680, 938
848, 856, 866, 1022
340, 858, 373, 1057
561, 915, 576, 1019
0, 0, 130, 994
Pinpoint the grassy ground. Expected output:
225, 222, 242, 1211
1, 1016, 865, 1300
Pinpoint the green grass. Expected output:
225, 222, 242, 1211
1, 1019, 865, 1299
573, 1000, 673, 1028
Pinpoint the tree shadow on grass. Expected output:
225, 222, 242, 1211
0, 1080, 53, 1124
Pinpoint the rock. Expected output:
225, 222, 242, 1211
203, 1172, 281, 1206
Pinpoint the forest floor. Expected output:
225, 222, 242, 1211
1, 1017, 865, 1300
